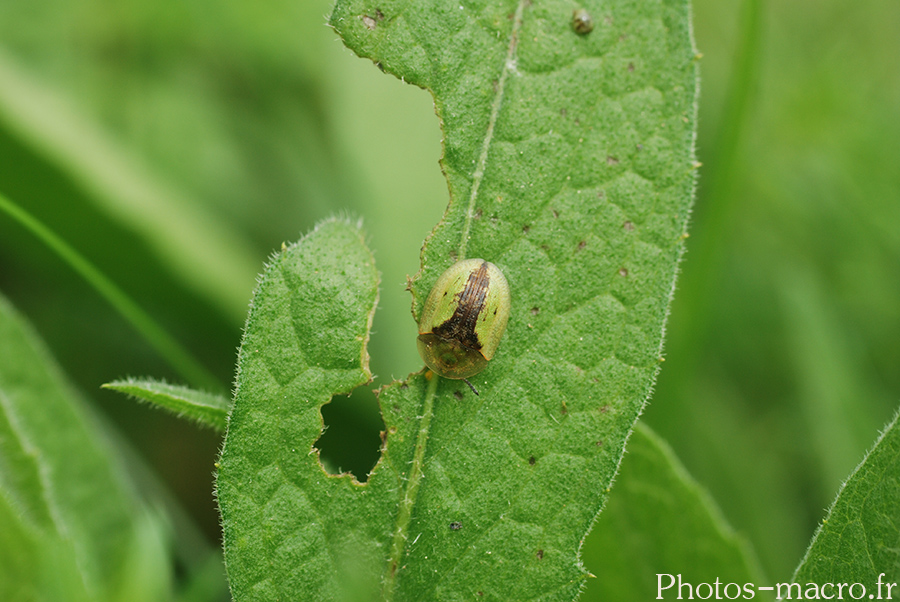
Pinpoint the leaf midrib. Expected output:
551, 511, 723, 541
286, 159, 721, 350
457, 0, 526, 261
382, 1, 528, 598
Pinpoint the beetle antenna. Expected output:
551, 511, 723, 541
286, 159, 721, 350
463, 379, 479, 396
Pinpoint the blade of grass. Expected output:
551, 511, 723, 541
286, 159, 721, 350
0, 191, 222, 392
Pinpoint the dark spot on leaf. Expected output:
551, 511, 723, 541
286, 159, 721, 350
388, 426, 397, 434
450, 521, 462, 531
600, 404, 610, 413
596, 440, 604, 446
530, 306, 540, 315
536, 549, 544, 560
623, 221, 635, 230
552, 209, 559, 218
529, 456, 536, 465
606, 156, 619, 165
453, 390, 464, 400
618, 267, 628, 277
474, 208, 483, 219
522, 224, 530, 233
637, 143, 644, 151
492, 79, 500, 93
576, 240, 587, 252
560, 108, 568, 117
627, 62, 635, 72
449, 250, 458, 262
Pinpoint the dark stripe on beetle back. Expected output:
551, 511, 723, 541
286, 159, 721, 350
432, 261, 489, 350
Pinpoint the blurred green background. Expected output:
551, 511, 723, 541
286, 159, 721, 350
0, 0, 897, 590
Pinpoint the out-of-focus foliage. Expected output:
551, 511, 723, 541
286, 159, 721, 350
584, 423, 768, 602
1, 0, 898, 595
646, 0, 900, 581
0, 292, 175, 602
0, 0, 445, 538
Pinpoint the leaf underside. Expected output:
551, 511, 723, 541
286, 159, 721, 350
218, 0, 698, 600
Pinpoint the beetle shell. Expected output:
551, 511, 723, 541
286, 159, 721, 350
417, 258, 511, 380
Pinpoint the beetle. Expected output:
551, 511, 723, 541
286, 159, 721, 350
417, 258, 511, 390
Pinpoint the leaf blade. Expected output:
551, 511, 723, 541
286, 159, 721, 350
791, 410, 900, 591
583, 423, 769, 601
330, 1, 700, 600
0, 292, 164, 597
217, 218, 386, 601
220, 0, 699, 598
103, 378, 230, 432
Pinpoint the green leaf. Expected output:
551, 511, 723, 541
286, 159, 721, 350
0, 292, 170, 599
217, 218, 382, 600
220, 0, 697, 597
0, 292, 139, 590
582, 423, 769, 601
790, 410, 900, 595
0, 491, 92, 602
103, 378, 230, 432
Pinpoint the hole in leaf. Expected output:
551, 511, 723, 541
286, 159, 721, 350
316, 386, 383, 482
